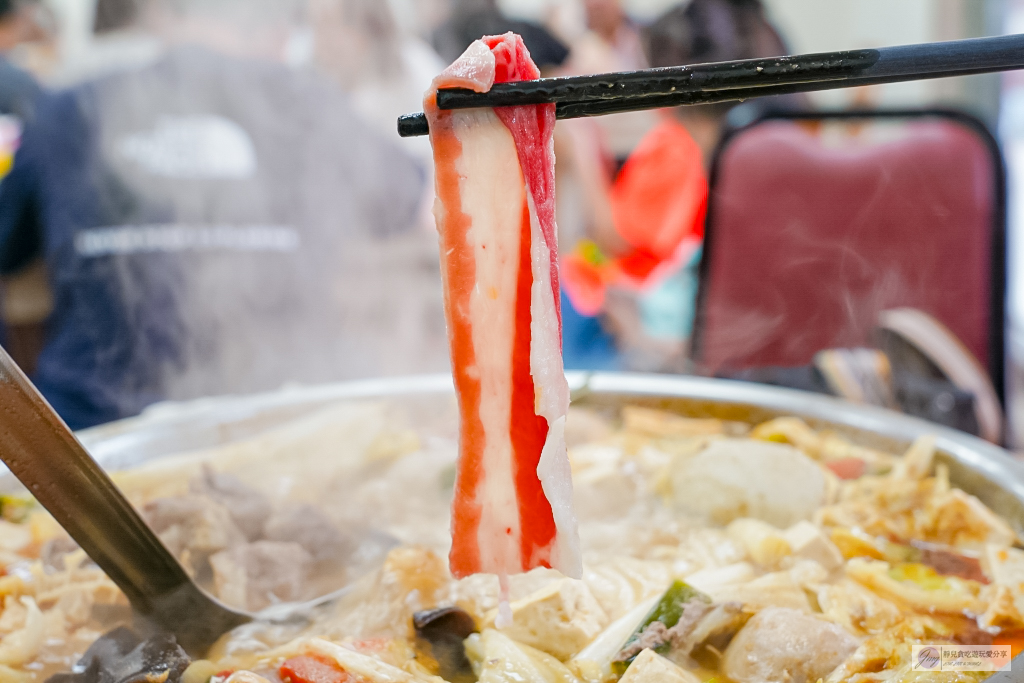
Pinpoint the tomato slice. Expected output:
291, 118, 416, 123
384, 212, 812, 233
279, 656, 352, 683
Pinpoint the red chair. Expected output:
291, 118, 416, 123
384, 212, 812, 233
691, 110, 1006, 403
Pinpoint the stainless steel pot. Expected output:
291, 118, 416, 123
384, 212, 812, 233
68, 373, 1024, 681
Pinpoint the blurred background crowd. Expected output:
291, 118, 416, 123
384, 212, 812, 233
0, 0, 1022, 447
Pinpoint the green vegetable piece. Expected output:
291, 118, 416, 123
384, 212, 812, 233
641, 580, 710, 631
610, 580, 711, 677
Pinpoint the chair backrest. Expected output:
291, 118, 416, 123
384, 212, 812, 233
692, 110, 1006, 401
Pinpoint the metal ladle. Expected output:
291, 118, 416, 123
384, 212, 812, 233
0, 344, 251, 654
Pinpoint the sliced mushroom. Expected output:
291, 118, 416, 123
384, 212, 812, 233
413, 607, 477, 683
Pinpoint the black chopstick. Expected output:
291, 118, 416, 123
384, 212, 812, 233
437, 48, 878, 109
398, 33, 1024, 138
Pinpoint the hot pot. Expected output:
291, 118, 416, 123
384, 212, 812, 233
35, 373, 1024, 681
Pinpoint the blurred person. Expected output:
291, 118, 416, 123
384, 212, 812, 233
0, 0, 41, 106
0, 0, 47, 373
564, 0, 655, 160
0, 0, 43, 122
554, 0, 651, 370
0, 0, 428, 429
560, 0, 791, 372
0, 0, 42, 189
432, 0, 569, 72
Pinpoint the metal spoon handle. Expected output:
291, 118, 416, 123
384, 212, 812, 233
0, 345, 248, 651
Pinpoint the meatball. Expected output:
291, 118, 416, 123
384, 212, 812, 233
671, 439, 826, 527
722, 607, 858, 683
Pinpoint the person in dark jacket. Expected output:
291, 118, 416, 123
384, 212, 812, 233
0, 0, 425, 429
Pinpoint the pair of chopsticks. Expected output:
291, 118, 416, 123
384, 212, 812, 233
398, 33, 1024, 138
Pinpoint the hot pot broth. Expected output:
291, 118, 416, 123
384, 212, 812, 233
0, 389, 1020, 683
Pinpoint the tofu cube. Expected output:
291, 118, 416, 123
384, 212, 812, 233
619, 649, 702, 683
670, 439, 826, 527
784, 521, 844, 571
486, 578, 608, 660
